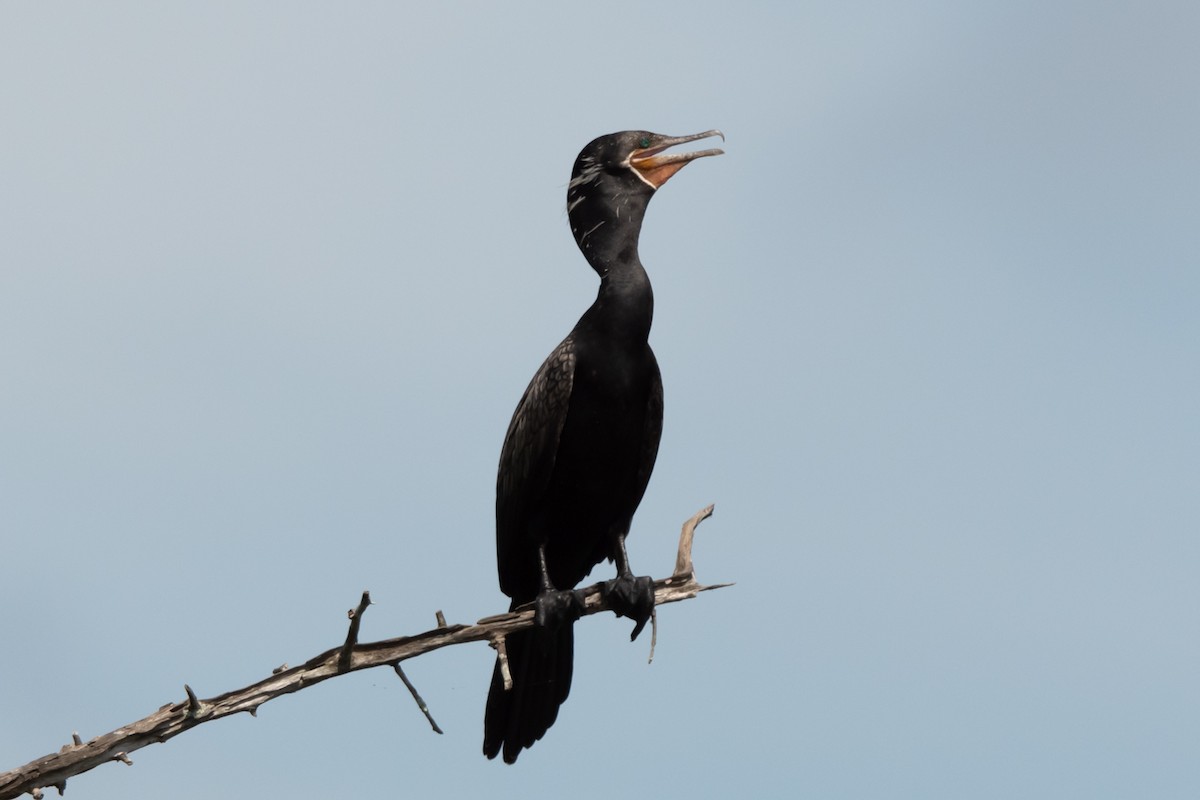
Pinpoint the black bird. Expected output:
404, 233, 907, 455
483, 130, 723, 763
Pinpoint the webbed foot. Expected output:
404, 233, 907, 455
533, 588, 586, 631
603, 574, 656, 641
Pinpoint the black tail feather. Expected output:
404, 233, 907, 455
482, 623, 574, 763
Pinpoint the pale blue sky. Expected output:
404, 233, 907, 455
2, 2, 1197, 798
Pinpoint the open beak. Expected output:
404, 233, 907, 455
629, 130, 725, 189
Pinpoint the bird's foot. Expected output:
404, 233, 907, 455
533, 588, 587, 631
603, 574, 656, 641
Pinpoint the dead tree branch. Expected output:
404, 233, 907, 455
0, 506, 727, 800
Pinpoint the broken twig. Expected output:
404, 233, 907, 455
339, 591, 372, 671
393, 664, 443, 734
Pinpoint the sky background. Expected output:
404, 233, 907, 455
2, 2, 1198, 798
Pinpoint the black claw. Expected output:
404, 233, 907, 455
603, 574, 656, 641
628, 615, 650, 642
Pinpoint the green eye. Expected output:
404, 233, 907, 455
639, 136, 651, 148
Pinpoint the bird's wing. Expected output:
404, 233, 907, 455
633, 353, 664, 506
495, 336, 576, 597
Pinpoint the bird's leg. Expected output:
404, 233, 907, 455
532, 542, 586, 631
603, 533, 656, 641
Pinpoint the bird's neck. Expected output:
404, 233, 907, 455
579, 259, 654, 346
569, 194, 655, 344
568, 169, 654, 267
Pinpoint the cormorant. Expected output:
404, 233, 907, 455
483, 129, 723, 764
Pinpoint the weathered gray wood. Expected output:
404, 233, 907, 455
0, 507, 726, 800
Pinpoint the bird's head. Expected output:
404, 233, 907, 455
566, 130, 723, 258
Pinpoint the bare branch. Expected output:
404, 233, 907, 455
339, 591, 372, 671
0, 506, 725, 800
674, 503, 715, 578
393, 665, 443, 735
490, 635, 513, 691
183, 685, 202, 719
648, 608, 659, 664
